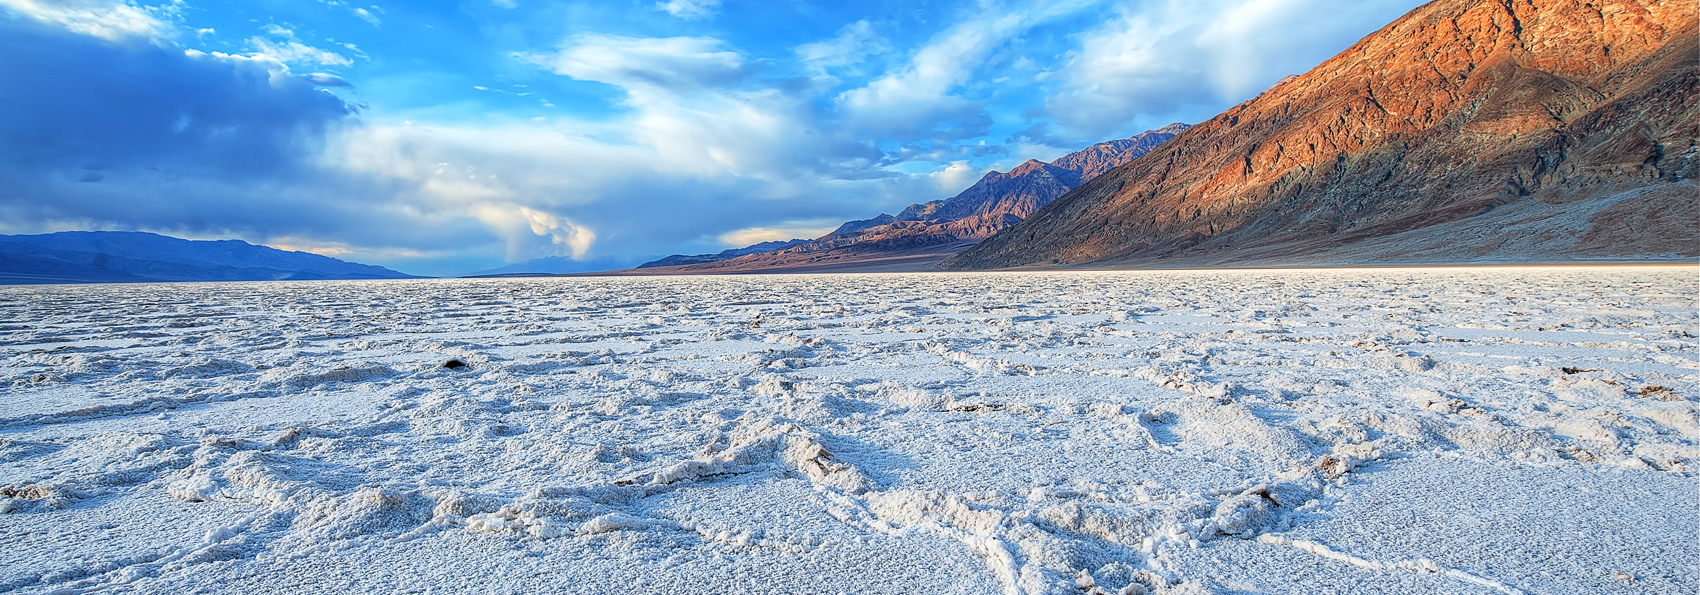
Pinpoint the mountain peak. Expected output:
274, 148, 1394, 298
947, 0, 1698, 269
1008, 159, 1051, 176
1152, 122, 1191, 135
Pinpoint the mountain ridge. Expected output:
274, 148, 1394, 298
635, 239, 810, 269
0, 231, 418, 284
645, 124, 1189, 273
946, 0, 1698, 269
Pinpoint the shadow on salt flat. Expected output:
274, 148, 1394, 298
644, 476, 869, 544
1222, 455, 1699, 595
0, 489, 251, 593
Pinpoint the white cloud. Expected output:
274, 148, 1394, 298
834, 0, 1103, 138
319, 110, 971, 267
927, 161, 980, 197
654, 0, 719, 20
248, 36, 353, 67
324, 122, 609, 263
1046, 0, 1424, 137
352, 7, 380, 26
0, 0, 1437, 275
795, 20, 888, 74
520, 206, 595, 258
247, 25, 352, 67
525, 34, 883, 180
302, 72, 352, 87
718, 224, 838, 248
530, 34, 746, 94
264, 236, 433, 259
3, 6, 947, 273
471, 205, 595, 261
455, 31, 1035, 259
341, 42, 369, 60
0, 0, 173, 40
327, 120, 669, 263
835, 13, 1022, 136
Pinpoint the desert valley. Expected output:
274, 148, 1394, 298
1, 0, 1696, 593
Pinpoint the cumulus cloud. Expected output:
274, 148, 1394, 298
524, 34, 883, 181
0, 16, 506, 274
317, 108, 984, 268
927, 161, 981, 196
0, 13, 1032, 274
473, 204, 595, 261
519, 207, 594, 258
654, 0, 719, 20
0, 0, 173, 41
0, 18, 353, 181
833, 0, 1107, 143
835, 13, 1024, 137
5, 0, 1411, 275
1045, 0, 1423, 138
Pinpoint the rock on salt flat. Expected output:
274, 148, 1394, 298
0, 266, 1695, 594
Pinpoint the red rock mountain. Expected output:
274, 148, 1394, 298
947, 0, 1698, 269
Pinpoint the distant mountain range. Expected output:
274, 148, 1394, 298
636, 123, 1189, 274
947, 0, 1698, 269
22, 0, 1686, 283
636, 239, 809, 269
0, 231, 416, 284
467, 255, 644, 277
830, 123, 1193, 242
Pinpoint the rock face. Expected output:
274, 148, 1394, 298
947, 0, 1698, 269
655, 124, 1188, 273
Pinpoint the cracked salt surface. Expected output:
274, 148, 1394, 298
1, 266, 1695, 594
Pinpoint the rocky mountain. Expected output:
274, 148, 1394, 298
0, 231, 417, 284
647, 124, 1188, 273
1050, 122, 1192, 181
636, 239, 809, 269
947, 0, 1698, 269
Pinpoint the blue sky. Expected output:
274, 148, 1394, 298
0, 0, 1425, 276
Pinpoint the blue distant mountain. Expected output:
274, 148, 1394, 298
0, 231, 418, 284
465, 255, 639, 277
636, 239, 810, 269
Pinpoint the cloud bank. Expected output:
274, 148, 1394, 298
0, 0, 1425, 275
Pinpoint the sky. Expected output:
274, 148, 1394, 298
0, 0, 1427, 276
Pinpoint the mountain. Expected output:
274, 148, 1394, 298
0, 231, 417, 284
1050, 122, 1193, 180
636, 239, 810, 269
947, 0, 1698, 270
828, 214, 897, 236
643, 124, 1189, 273
465, 255, 638, 277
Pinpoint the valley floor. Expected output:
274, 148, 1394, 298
1, 266, 1696, 594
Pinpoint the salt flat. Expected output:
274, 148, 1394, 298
1, 266, 1695, 594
